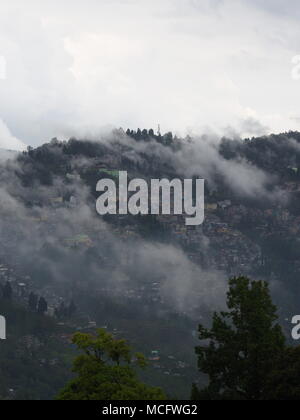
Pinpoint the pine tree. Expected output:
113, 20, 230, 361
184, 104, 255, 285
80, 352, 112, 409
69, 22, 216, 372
194, 277, 285, 400
2, 282, 12, 300
68, 300, 77, 317
37, 297, 48, 315
28, 292, 38, 312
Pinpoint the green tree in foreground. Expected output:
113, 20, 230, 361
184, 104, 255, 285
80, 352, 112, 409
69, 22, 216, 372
264, 346, 300, 400
57, 329, 166, 400
193, 276, 287, 400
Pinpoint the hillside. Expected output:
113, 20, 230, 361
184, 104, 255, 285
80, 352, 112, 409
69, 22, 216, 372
1, 129, 300, 398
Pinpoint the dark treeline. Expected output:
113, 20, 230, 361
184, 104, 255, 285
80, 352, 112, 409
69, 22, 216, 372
12, 129, 300, 190
220, 131, 300, 178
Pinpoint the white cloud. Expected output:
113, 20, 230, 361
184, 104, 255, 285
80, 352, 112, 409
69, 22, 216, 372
0, 119, 26, 150
0, 0, 299, 147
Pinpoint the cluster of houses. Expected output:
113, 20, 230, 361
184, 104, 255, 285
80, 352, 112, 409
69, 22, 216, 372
3, 153, 300, 395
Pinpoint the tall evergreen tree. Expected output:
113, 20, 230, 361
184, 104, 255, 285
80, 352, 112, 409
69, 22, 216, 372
193, 277, 286, 400
28, 292, 38, 312
37, 297, 48, 315
136, 128, 142, 140
2, 281, 12, 300
148, 128, 155, 137
68, 300, 77, 317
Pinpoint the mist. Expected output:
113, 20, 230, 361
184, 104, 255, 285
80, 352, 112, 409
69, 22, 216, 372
1, 0, 300, 148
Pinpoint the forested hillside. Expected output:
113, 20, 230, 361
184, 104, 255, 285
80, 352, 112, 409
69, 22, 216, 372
1, 129, 300, 398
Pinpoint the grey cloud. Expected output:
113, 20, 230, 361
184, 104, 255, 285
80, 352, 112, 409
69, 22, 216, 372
248, 0, 300, 18
0, 146, 227, 317
111, 131, 284, 202
238, 117, 269, 137
0, 0, 299, 149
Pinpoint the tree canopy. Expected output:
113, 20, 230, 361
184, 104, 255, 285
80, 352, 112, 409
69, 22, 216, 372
193, 276, 287, 400
57, 329, 166, 400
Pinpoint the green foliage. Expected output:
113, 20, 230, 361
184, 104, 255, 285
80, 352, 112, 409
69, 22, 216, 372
194, 277, 286, 400
0, 298, 73, 400
264, 347, 300, 400
57, 329, 166, 400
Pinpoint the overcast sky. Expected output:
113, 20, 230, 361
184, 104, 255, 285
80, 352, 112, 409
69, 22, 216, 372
1, 0, 300, 149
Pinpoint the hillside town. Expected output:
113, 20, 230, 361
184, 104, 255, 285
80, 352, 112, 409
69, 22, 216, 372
1, 131, 300, 399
